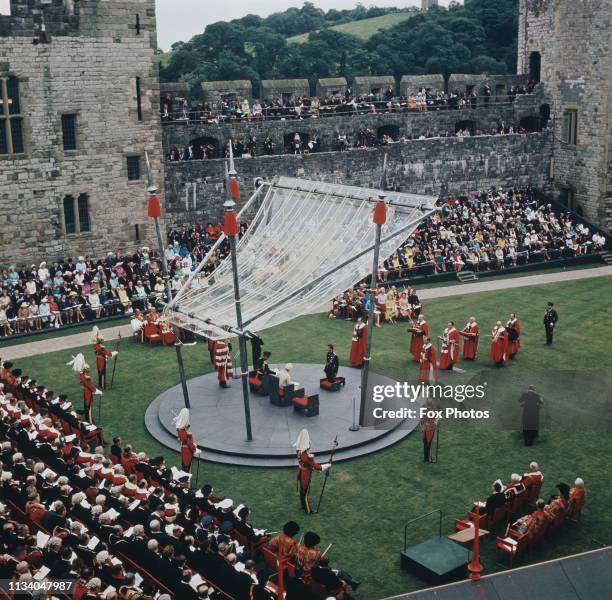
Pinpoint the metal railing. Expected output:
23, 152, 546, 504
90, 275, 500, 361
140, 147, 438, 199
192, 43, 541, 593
403, 509, 443, 551
160, 96, 532, 125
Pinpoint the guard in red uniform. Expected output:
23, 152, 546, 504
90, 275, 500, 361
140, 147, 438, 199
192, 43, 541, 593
419, 337, 438, 384
294, 429, 330, 514
174, 408, 198, 473
419, 401, 439, 463
214, 339, 233, 387
438, 322, 459, 370
408, 314, 429, 362
489, 321, 509, 367
459, 316, 480, 360
80, 364, 101, 423
92, 328, 117, 390
348, 317, 367, 368
506, 313, 521, 359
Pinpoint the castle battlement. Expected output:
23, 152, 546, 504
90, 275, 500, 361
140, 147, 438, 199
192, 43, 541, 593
0, 0, 156, 42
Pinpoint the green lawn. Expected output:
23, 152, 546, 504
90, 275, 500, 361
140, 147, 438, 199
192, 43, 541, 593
12, 275, 612, 599
287, 12, 414, 44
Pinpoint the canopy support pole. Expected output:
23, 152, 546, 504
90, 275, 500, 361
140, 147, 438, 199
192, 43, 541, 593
360, 207, 383, 426
144, 153, 191, 410
225, 145, 253, 441
360, 157, 388, 427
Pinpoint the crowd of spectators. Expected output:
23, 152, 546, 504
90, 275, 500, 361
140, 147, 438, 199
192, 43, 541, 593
167, 121, 533, 162
455, 461, 586, 563
160, 82, 535, 124
0, 188, 606, 339
0, 224, 244, 338
0, 364, 351, 600
379, 187, 607, 279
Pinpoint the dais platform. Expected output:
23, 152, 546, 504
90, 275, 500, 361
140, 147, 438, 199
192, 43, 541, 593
145, 363, 421, 467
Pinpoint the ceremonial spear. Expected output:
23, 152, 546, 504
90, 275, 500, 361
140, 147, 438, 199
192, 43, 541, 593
109, 332, 122, 390
315, 434, 339, 514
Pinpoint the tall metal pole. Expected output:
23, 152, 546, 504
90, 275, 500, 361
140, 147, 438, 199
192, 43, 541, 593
224, 143, 253, 441
359, 155, 389, 427
359, 196, 385, 426
145, 154, 191, 409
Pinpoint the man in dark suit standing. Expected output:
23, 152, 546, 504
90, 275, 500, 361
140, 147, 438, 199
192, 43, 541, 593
324, 344, 339, 382
544, 302, 559, 345
520, 385, 544, 446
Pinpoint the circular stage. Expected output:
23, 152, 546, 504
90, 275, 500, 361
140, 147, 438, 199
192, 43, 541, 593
145, 363, 420, 467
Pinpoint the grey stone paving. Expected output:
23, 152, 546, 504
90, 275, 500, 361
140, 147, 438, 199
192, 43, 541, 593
146, 363, 423, 467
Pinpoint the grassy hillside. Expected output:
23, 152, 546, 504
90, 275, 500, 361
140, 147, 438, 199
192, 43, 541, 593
160, 12, 416, 69
288, 12, 415, 43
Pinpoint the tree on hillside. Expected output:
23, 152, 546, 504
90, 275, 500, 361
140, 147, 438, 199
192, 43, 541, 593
159, 0, 519, 97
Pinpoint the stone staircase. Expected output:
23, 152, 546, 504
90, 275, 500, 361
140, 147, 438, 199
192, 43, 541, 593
600, 251, 612, 266
456, 270, 478, 283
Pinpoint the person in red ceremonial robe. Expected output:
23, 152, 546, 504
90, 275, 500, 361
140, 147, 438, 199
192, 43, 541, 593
214, 339, 233, 388
67, 353, 102, 423
146, 307, 161, 325
294, 429, 330, 514
80, 365, 100, 423
569, 477, 586, 516
92, 327, 117, 390
207, 338, 216, 366
408, 313, 429, 363
489, 321, 509, 367
174, 408, 198, 474
349, 317, 367, 368
438, 321, 460, 370
459, 316, 480, 360
506, 313, 521, 359
419, 400, 439, 463
419, 337, 438, 384
160, 319, 175, 346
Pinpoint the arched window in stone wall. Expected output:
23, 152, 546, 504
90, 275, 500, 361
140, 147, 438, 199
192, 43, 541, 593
519, 115, 541, 132
455, 120, 475, 135
284, 132, 310, 153
377, 125, 400, 141
529, 52, 541, 84
188, 136, 220, 159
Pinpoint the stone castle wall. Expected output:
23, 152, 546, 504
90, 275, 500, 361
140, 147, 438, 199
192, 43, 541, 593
0, 0, 164, 264
518, 0, 612, 230
164, 133, 553, 225
162, 94, 543, 158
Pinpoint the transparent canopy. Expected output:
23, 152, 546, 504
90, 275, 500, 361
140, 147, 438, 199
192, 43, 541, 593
164, 176, 437, 340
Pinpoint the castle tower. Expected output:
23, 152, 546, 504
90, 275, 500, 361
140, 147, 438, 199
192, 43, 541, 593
0, 0, 164, 262
421, 0, 439, 10
518, 0, 612, 230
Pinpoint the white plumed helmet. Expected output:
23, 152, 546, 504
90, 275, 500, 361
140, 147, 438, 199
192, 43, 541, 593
293, 428, 310, 452
173, 408, 190, 430
67, 353, 86, 373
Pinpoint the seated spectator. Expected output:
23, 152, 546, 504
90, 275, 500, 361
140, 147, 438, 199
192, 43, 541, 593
475, 480, 506, 519
568, 477, 586, 515
268, 521, 300, 558
545, 482, 570, 519
522, 461, 543, 488
504, 473, 526, 500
